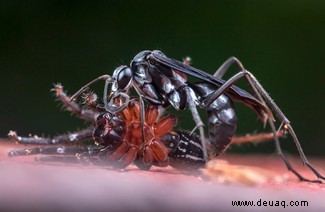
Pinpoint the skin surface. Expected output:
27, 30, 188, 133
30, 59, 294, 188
1, 139, 325, 211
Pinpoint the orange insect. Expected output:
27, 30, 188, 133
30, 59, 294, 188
93, 100, 178, 169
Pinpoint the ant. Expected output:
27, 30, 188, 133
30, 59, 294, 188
68, 50, 324, 183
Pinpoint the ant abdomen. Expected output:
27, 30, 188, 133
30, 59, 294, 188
192, 82, 237, 156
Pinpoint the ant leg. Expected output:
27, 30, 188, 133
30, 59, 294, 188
185, 87, 209, 162
202, 67, 324, 182
70, 75, 111, 101
212, 57, 266, 115
8, 128, 93, 145
53, 84, 97, 122
139, 95, 146, 159
105, 92, 130, 113
181, 56, 209, 161
213, 57, 238, 78
214, 58, 324, 182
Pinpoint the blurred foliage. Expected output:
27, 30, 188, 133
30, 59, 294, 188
1, 0, 324, 155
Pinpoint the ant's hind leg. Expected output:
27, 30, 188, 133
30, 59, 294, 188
207, 58, 324, 182
213, 57, 241, 79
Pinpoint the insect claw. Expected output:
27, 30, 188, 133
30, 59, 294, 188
81, 91, 98, 107
8, 130, 19, 141
51, 83, 64, 96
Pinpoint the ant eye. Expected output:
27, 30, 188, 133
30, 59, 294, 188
117, 67, 133, 90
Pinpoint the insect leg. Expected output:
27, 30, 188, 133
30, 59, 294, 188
213, 57, 240, 78
184, 87, 209, 162
8, 128, 93, 145
231, 131, 285, 144
70, 74, 111, 101
180, 57, 209, 161
9, 145, 101, 165
53, 84, 97, 122
8, 145, 99, 157
248, 72, 324, 182
139, 95, 146, 162
202, 62, 324, 182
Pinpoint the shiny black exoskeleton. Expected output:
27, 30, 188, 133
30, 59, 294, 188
107, 50, 267, 157
193, 83, 237, 155
69, 50, 325, 182
119, 50, 268, 114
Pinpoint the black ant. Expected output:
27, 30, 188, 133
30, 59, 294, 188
67, 50, 324, 183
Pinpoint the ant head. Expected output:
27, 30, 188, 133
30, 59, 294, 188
111, 65, 133, 92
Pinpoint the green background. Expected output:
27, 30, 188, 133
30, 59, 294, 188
1, 1, 324, 156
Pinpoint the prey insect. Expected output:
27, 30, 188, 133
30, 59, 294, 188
8, 85, 206, 170
70, 50, 324, 183
8, 84, 282, 170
